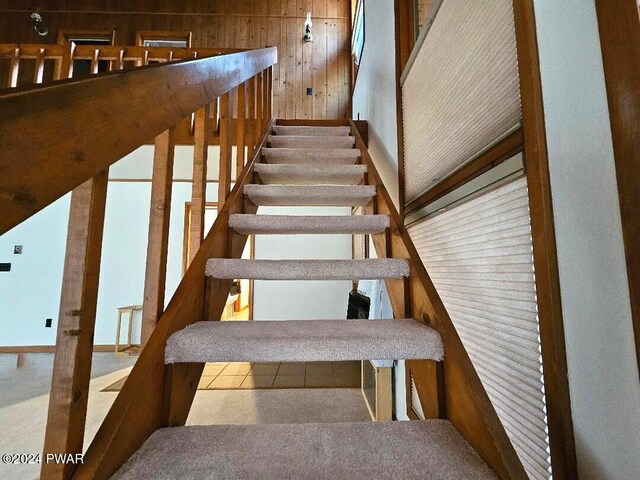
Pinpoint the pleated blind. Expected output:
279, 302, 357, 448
408, 177, 552, 480
402, 0, 522, 203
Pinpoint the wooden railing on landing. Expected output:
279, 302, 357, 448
0, 46, 277, 235
348, 120, 528, 480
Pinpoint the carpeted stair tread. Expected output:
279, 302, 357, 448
205, 258, 409, 280
267, 135, 355, 148
244, 184, 375, 207
262, 148, 360, 165
229, 214, 389, 235
165, 319, 443, 364
272, 125, 352, 136
112, 421, 497, 480
254, 163, 367, 185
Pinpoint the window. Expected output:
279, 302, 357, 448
135, 30, 192, 49
57, 29, 115, 77
352, 0, 365, 66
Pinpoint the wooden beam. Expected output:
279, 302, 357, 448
188, 106, 210, 265
74, 119, 275, 480
141, 128, 176, 349
405, 128, 525, 215
41, 171, 109, 480
0, 47, 277, 235
350, 120, 527, 480
513, 2, 578, 478
218, 92, 232, 207
594, 0, 640, 378
235, 83, 246, 179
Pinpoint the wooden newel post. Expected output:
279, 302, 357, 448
41, 171, 109, 480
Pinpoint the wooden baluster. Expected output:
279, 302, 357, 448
210, 97, 220, 136
166, 51, 174, 62
263, 67, 270, 123
56, 41, 76, 81
236, 82, 246, 178
143, 50, 149, 66
246, 76, 256, 153
41, 171, 109, 480
218, 92, 233, 207
255, 71, 263, 142
267, 65, 273, 121
89, 49, 100, 75
7, 47, 20, 88
189, 105, 210, 265
141, 127, 176, 348
116, 49, 125, 71
33, 47, 45, 84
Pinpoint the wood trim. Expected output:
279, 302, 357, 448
57, 29, 116, 45
405, 128, 525, 215
275, 118, 349, 126
134, 30, 192, 48
512, 1, 578, 478
41, 171, 109, 480
350, 120, 527, 479
74, 118, 275, 480
0, 47, 277, 235
394, 0, 415, 217
594, 0, 640, 377
140, 128, 176, 349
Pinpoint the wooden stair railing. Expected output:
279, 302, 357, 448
0, 46, 277, 235
348, 120, 528, 480
71, 117, 275, 480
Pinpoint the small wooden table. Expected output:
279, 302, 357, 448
115, 305, 142, 356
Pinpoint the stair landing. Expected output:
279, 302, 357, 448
112, 421, 498, 479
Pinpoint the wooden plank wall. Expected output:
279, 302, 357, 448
0, 0, 351, 119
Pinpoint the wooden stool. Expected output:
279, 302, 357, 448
115, 305, 142, 355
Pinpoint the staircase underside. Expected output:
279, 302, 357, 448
165, 319, 444, 363
111, 421, 498, 480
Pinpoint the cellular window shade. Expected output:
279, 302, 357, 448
402, 0, 522, 203
408, 177, 552, 480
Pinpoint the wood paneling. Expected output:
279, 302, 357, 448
0, 0, 351, 119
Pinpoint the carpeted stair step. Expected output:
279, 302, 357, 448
262, 147, 360, 165
254, 163, 367, 185
244, 184, 375, 207
272, 125, 352, 136
267, 135, 355, 149
165, 319, 443, 363
112, 421, 498, 480
229, 214, 389, 235
205, 258, 410, 280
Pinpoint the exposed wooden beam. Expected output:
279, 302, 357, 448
141, 128, 176, 349
189, 106, 210, 266
0, 47, 277, 235
41, 172, 109, 480
513, 1, 578, 478
405, 128, 524, 215
594, 0, 640, 378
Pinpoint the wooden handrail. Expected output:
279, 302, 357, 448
349, 120, 527, 479
0, 46, 277, 235
73, 117, 275, 480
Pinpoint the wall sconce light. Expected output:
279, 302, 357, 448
30, 12, 48, 37
303, 12, 313, 42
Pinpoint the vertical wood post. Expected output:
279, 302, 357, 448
141, 128, 176, 348
246, 76, 256, 153
255, 71, 264, 141
33, 47, 45, 84
265, 66, 272, 121
236, 82, 246, 179
41, 172, 109, 480
218, 92, 233, 207
7, 48, 20, 88
189, 106, 210, 265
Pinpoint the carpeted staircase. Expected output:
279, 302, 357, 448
112, 123, 498, 479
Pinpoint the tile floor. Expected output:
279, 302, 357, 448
198, 361, 361, 390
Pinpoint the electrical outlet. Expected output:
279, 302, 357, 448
0, 263, 10, 272
306, 87, 313, 95
45, 318, 52, 328
14, 245, 22, 254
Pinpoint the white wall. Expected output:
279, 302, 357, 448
253, 206, 353, 321
533, 1, 640, 478
351, 0, 400, 208
0, 146, 219, 346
